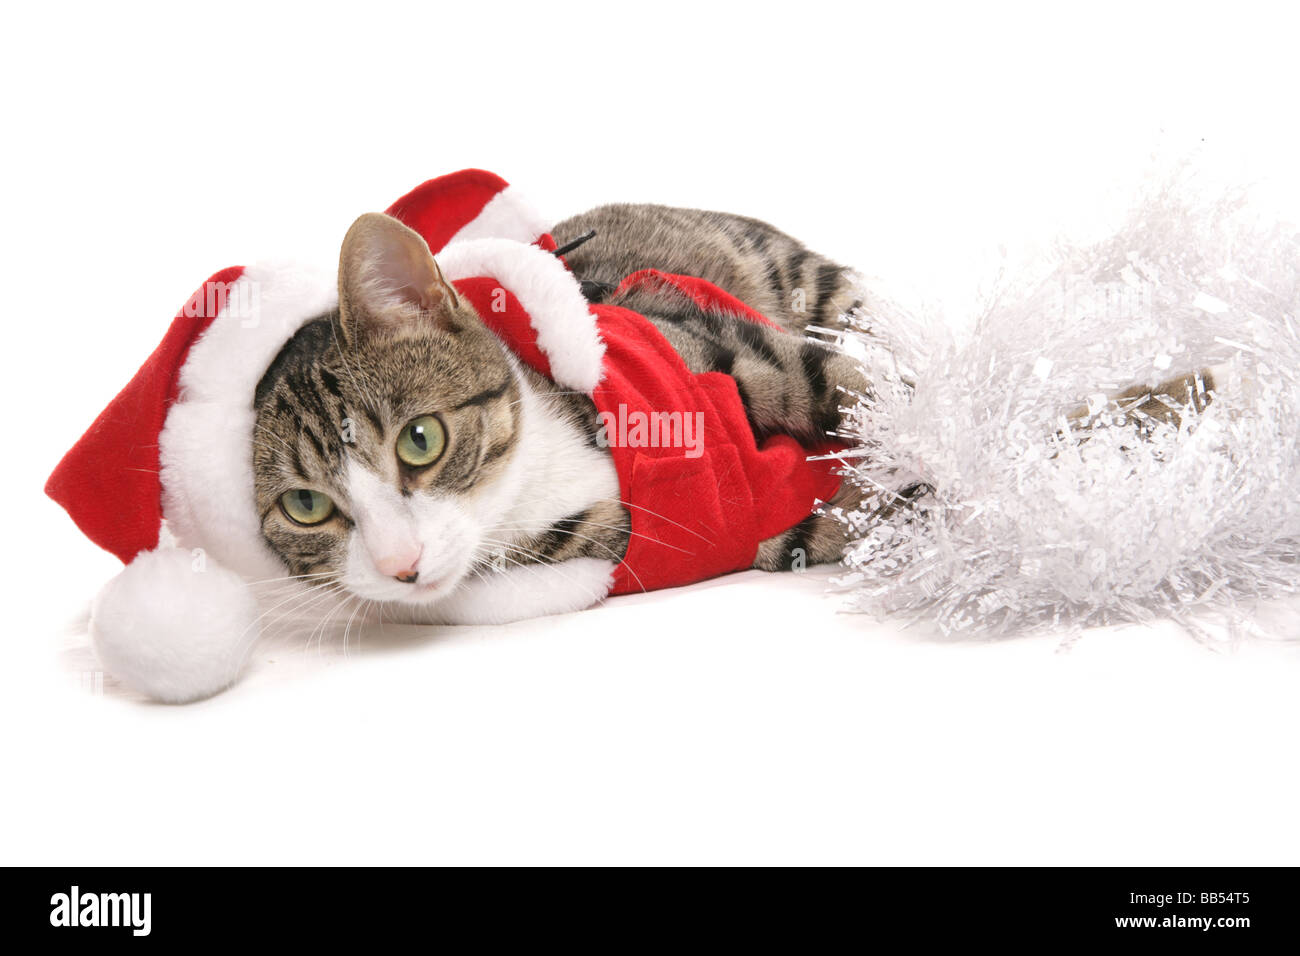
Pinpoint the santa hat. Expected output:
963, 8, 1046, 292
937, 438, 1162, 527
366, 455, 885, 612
45, 170, 578, 702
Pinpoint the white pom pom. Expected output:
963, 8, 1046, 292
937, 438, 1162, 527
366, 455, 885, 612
91, 546, 259, 702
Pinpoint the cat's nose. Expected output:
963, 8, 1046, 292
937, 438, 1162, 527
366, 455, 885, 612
374, 549, 422, 582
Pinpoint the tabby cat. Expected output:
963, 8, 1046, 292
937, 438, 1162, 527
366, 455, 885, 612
251, 204, 870, 624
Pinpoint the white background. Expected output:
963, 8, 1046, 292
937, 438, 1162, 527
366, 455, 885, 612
3, 1, 1299, 864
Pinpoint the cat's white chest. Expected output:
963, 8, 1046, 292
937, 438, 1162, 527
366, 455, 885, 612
494, 379, 619, 537
428, 372, 621, 625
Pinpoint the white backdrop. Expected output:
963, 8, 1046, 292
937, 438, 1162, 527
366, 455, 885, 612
3, 1, 1298, 864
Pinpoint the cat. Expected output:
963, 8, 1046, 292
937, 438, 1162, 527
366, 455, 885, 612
250, 205, 872, 625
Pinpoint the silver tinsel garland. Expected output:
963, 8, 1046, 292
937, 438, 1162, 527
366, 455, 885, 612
830, 186, 1300, 643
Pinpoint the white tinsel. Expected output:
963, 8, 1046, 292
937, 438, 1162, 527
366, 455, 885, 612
831, 185, 1300, 643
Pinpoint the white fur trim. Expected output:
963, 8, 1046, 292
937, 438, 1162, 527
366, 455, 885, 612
91, 546, 259, 703
438, 239, 606, 393
447, 185, 550, 245
159, 260, 337, 579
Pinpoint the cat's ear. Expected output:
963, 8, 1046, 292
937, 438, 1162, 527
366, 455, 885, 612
337, 212, 460, 342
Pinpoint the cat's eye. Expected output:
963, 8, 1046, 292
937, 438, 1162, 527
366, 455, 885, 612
279, 489, 335, 526
396, 415, 446, 468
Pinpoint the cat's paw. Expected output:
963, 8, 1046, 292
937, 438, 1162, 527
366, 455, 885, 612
431, 557, 616, 625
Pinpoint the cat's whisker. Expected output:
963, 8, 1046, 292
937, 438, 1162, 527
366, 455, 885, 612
327, 592, 361, 651
612, 499, 715, 545
271, 598, 329, 653
479, 550, 561, 584
263, 583, 345, 645
478, 538, 564, 569
229, 580, 343, 672
486, 525, 649, 592
243, 570, 337, 587
301, 588, 350, 654
316, 594, 351, 655
478, 537, 549, 562
299, 587, 340, 655
356, 600, 377, 653
492, 496, 714, 547
475, 538, 604, 595
346, 600, 373, 656
239, 579, 340, 643
340, 596, 369, 658
492, 518, 692, 556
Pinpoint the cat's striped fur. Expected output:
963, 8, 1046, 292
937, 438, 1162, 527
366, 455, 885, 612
553, 204, 871, 571
252, 205, 868, 617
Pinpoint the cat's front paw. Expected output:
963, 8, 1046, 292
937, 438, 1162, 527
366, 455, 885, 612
431, 557, 617, 625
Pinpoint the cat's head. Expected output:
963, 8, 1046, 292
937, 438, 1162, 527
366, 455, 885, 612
251, 213, 523, 604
